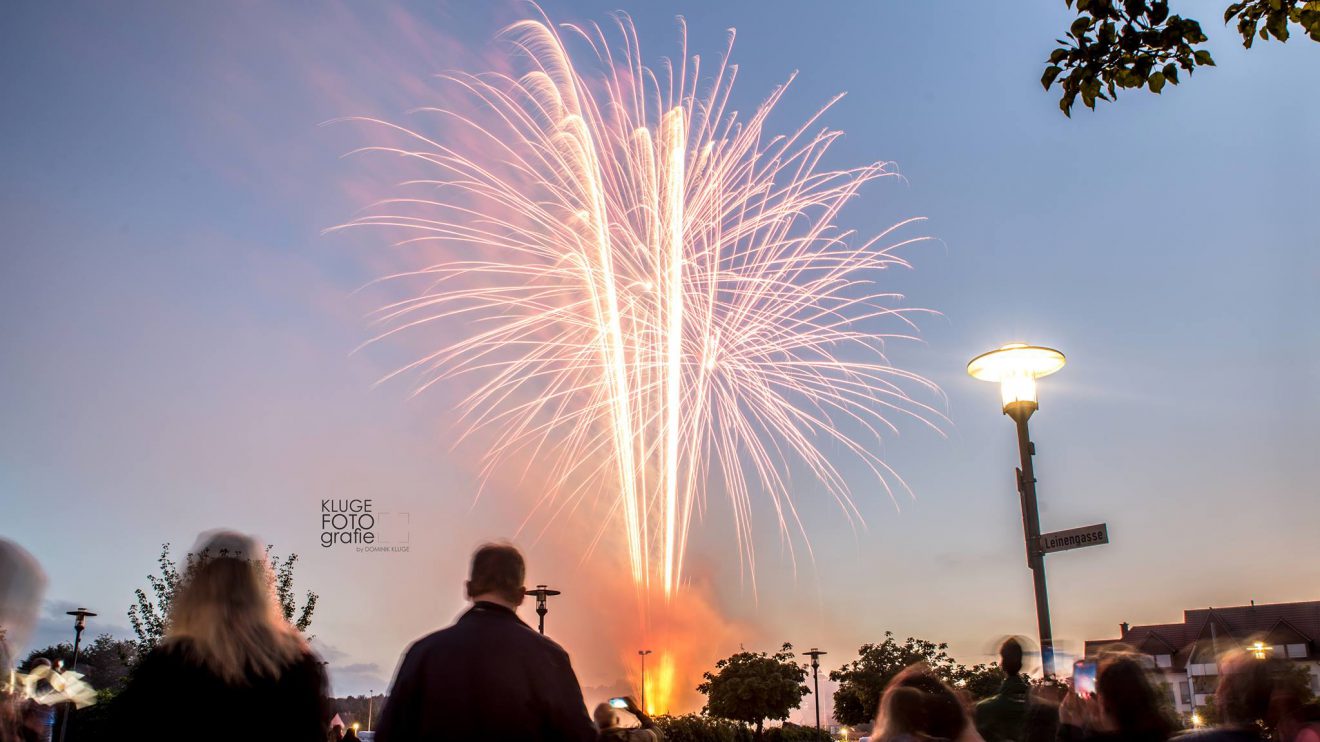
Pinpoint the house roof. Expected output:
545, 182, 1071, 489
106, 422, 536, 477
1083, 600, 1320, 669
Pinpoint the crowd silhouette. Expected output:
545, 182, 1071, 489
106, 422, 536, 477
3, 534, 1318, 742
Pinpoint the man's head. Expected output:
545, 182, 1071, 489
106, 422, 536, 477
999, 637, 1024, 676
593, 702, 622, 730
465, 542, 526, 608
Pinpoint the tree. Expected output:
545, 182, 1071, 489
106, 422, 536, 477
698, 643, 810, 741
828, 632, 963, 726
1044, 0, 1320, 115
22, 634, 138, 693
128, 542, 317, 653
951, 662, 1011, 701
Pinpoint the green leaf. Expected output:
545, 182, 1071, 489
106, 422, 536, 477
1071, 16, 1094, 36
1041, 65, 1064, 90
1050, 48, 1068, 64
1164, 63, 1179, 84
1148, 71, 1166, 93
1194, 49, 1216, 66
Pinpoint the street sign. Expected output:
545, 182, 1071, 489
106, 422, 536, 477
1039, 523, 1108, 554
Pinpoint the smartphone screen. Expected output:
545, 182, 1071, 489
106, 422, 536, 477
1073, 659, 1098, 696
608, 698, 629, 709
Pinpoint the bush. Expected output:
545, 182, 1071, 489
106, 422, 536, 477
654, 713, 753, 742
765, 722, 831, 741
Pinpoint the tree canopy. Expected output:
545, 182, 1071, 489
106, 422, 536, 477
1044, 0, 1320, 115
828, 633, 1024, 726
698, 643, 810, 740
128, 542, 317, 653
22, 634, 138, 693
829, 633, 964, 726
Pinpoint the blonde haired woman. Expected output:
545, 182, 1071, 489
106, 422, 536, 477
116, 531, 330, 741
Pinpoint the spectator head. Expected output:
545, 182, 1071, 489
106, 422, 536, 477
1216, 650, 1279, 728
876, 663, 970, 741
882, 685, 927, 737
165, 530, 307, 683
999, 637, 1025, 676
593, 702, 623, 730
1094, 654, 1175, 739
465, 543, 526, 607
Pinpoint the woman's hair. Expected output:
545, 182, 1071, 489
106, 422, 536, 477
164, 531, 307, 684
1215, 650, 1281, 727
1095, 655, 1175, 739
875, 664, 969, 741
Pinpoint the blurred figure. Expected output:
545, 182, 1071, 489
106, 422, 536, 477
342, 726, 360, 742
0, 538, 46, 742
976, 638, 1029, 742
1058, 655, 1175, 742
1183, 651, 1287, 742
595, 696, 662, 741
975, 638, 1062, 742
875, 664, 984, 742
374, 542, 596, 742
114, 531, 330, 742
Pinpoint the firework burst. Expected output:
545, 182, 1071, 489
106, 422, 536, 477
335, 10, 942, 694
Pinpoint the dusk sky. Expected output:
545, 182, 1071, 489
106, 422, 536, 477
2, 0, 1317, 721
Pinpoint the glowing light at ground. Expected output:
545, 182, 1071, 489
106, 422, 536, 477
336, 10, 939, 710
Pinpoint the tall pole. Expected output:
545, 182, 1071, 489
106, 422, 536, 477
804, 648, 827, 734
59, 608, 95, 742
638, 649, 652, 712
368, 689, 374, 732
1007, 405, 1054, 677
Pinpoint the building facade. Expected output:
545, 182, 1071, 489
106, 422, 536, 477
1084, 600, 1320, 717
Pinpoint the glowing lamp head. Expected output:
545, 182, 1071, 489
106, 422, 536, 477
967, 343, 1066, 416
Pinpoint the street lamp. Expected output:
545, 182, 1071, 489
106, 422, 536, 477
368, 688, 375, 732
803, 648, 827, 735
1249, 641, 1269, 660
969, 343, 1066, 677
637, 650, 653, 713
525, 585, 561, 635
58, 608, 96, 742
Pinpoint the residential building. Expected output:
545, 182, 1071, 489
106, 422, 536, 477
1084, 600, 1320, 716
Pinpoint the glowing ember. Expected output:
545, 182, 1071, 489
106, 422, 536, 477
336, 10, 939, 710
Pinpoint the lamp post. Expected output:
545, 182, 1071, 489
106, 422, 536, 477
58, 608, 96, 742
368, 689, 375, 732
525, 585, 561, 635
803, 648, 827, 734
968, 343, 1066, 677
637, 649, 653, 712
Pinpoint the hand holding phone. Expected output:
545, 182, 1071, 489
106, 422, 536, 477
1072, 659, 1097, 697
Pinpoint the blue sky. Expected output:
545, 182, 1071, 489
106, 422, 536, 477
2, 0, 1317, 717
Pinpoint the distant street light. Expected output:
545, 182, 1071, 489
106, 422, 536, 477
368, 688, 375, 732
969, 343, 1066, 676
1249, 641, 1269, 660
803, 648, 827, 734
637, 649, 653, 712
58, 608, 96, 742
525, 585, 561, 635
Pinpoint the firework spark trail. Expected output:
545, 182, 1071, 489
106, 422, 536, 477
335, 10, 943, 705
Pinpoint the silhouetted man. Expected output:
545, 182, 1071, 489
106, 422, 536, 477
976, 638, 1059, 742
375, 543, 597, 742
